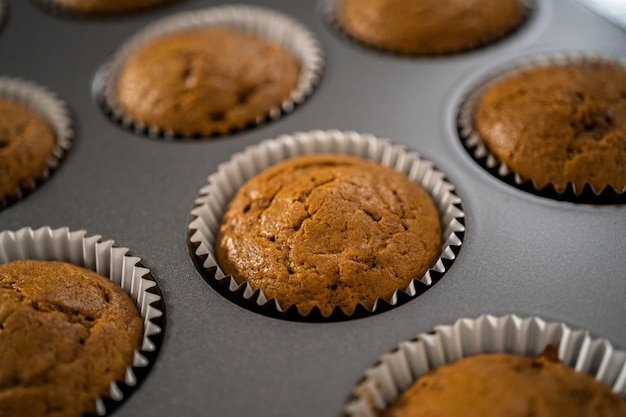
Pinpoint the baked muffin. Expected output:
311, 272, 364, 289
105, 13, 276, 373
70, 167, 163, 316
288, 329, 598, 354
215, 153, 442, 316
335, 0, 525, 55
0, 98, 56, 204
115, 27, 300, 136
383, 352, 626, 417
474, 61, 626, 193
0, 259, 143, 417
44, 0, 178, 15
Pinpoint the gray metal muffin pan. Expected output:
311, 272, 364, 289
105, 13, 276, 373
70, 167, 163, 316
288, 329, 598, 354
1, 0, 625, 415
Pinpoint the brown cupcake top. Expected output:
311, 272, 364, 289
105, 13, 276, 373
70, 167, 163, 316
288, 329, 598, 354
46, 0, 177, 14
0, 98, 56, 202
474, 62, 626, 193
115, 27, 300, 136
383, 352, 626, 417
0, 260, 143, 417
215, 154, 441, 316
336, 0, 524, 55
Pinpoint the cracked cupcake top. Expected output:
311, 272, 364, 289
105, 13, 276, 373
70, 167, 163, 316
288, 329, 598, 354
215, 154, 441, 316
115, 27, 300, 136
474, 62, 626, 193
0, 260, 143, 417
0, 99, 56, 203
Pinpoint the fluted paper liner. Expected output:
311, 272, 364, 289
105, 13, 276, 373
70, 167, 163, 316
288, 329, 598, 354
0, 226, 165, 416
322, 0, 536, 57
457, 52, 626, 203
0, 77, 73, 208
98, 4, 324, 139
343, 314, 626, 416
187, 130, 465, 320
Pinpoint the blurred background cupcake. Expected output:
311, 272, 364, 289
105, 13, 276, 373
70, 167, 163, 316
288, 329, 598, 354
100, 5, 324, 138
331, 0, 532, 55
458, 54, 626, 202
0, 77, 72, 209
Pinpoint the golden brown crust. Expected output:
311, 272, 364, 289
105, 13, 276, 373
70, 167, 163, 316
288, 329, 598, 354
384, 353, 626, 417
215, 154, 441, 316
116, 28, 300, 136
474, 63, 626, 193
0, 99, 56, 202
336, 0, 524, 55
0, 260, 143, 417
48, 0, 176, 14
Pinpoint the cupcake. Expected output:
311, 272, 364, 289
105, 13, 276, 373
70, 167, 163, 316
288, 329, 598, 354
100, 5, 324, 138
37, 0, 179, 16
0, 260, 143, 417
0, 77, 73, 209
0, 226, 165, 417
188, 130, 465, 320
344, 314, 626, 416
215, 153, 442, 317
383, 352, 626, 416
459, 54, 626, 201
332, 0, 530, 55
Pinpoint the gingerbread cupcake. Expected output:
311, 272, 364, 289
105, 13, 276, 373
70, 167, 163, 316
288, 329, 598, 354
344, 314, 626, 416
331, 0, 531, 55
215, 153, 442, 317
188, 130, 465, 320
100, 5, 323, 138
0, 226, 165, 416
458, 54, 626, 202
0, 77, 73, 209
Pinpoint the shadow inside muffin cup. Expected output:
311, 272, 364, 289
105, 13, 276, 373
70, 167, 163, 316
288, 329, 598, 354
457, 52, 626, 205
95, 4, 324, 140
0, 226, 165, 417
187, 130, 465, 322
320, 0, 536, 58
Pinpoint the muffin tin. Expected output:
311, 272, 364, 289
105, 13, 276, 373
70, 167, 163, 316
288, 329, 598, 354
1, 0, 625, 416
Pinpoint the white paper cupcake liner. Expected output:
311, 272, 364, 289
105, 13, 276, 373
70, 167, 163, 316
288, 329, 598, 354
187, 130, 465, 320
97, 4, 324, 139
457, 52, 626, 203
343, 313, 626, 416
0, 76, 73, 208
0, 226, 165, 416
321, 0, 536, 57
